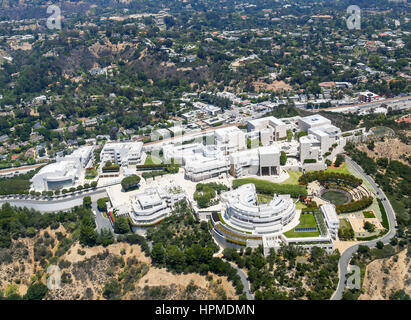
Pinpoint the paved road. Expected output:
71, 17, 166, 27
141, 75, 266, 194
91, 201, 114, 232
331, 156, 397, 300
224, 260, 254, 300
0, 188, 108, 212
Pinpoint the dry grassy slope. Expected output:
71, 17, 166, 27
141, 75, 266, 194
0, 227, 238, 300
359, 249, 411, 300
357, 138, 411, 165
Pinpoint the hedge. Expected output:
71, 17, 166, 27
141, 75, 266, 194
303, 159, 317, 164
232, 178, 307, 198
336, 197, 373, 214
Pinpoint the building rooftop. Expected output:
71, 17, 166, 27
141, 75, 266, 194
321, 204, 339, 224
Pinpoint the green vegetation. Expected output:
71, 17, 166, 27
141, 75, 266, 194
193, 182, 228, 208
299, 171, 362, 187
146, 200, 244, 294
233, 178, 307, 198
141, 163, 180, 180
338, 218, 355, 241
82, 196, 92, 208
85, 168, 98, 179
0, 169, 41, 195
114, 216, 131, 234
303, 159, 317, 164
101, 161, 120, 173
280, 151, 287, 165
24, 283, 48, 300
286, 129, 293, 142
97, 197, 110, 212
224, 245, 340, 300
121, 175, 141, 192
324, 162, 351, 175
377, 199, 389, 230
363, 211, 375, 218
144, 154, 163, 165
283, 213, 320, 238
257, 193, 273, 204
336, 197, 373, 214
281, 171, 303, 185
334, 154, 345, 168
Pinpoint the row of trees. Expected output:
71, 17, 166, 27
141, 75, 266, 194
336, 197, 373, 214
233, 178, 307, 198
298, 171, 362, 187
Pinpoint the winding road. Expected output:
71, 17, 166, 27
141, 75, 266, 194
0, 188, 108, 212
222, 259, 254, 300
331, 156, 397, 300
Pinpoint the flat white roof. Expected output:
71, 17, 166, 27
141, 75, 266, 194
300, 114, 331, 127
321, 204, 339, 223
258, 145, 280, 155
248, 116, 286, 127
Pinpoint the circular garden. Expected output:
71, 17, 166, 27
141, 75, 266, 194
299, 171, 373, 214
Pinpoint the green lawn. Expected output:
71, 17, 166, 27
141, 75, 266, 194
281, 170, 303, 185
339, 218, 354, 233
257, 193, 273, 204
363, 211, 375, 218
144, 154, 163, 165
324, 162, 350, 175
283, 213, 320, 238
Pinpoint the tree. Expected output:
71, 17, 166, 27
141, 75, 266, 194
79, 216, 97, 246
97, 228, 114, 247
102, 279, 121, 300
376, 241, 384, 249
121, 175, 141, 192
280, 151, 287, 166
24, 283, 48, 300
363, 221, 375, 233
151, 243, 165, 265
83, 196, 92, 208
114, 216, 130, 234
334, 154, 345, 167
97, 197, 109, 212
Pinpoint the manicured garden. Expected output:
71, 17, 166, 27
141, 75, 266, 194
321, 190, 351, 205
280, 170, 303, 185
362, 211, 375, 218
283, 213, 320, 238
144, 154, 163, 165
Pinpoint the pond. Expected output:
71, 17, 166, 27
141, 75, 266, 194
321, 190, 351, 205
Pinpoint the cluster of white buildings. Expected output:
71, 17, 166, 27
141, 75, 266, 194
31, 145, 94, 192
151, 114, 346, 181
298, 115, 345, 166
100, 141, 144, 166
210, 183, 339, 254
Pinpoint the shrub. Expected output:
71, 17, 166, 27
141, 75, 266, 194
24, 283, 48, 300
97, 197, 110, 212
303, 159, 317, 164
